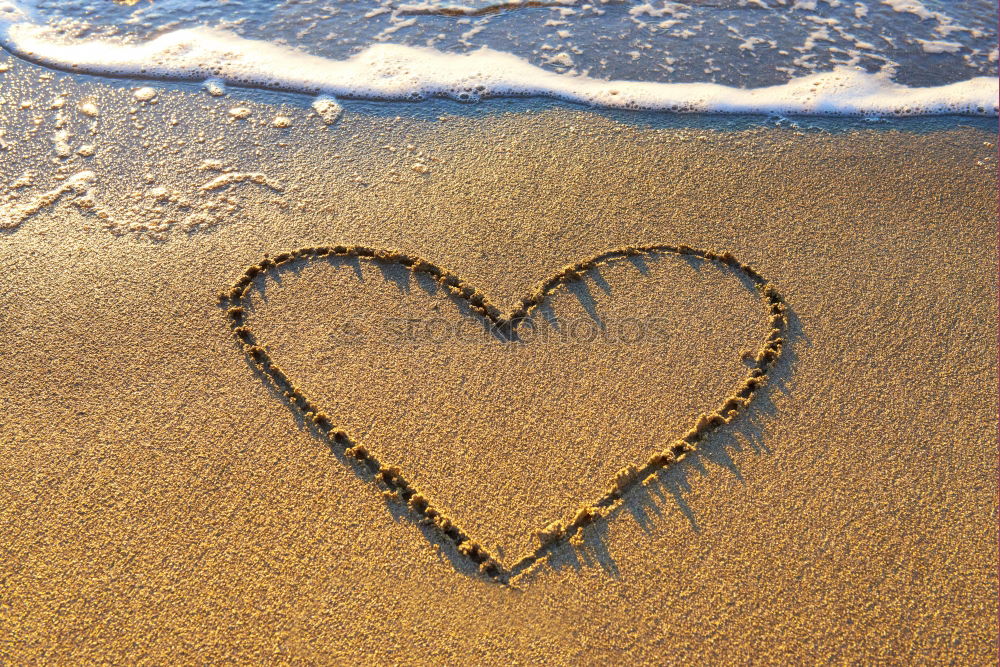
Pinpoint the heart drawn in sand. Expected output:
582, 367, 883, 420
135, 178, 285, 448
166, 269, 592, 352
220, 244, 787, 583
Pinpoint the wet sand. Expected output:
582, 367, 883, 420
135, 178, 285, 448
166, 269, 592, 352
0, 55, 996, 663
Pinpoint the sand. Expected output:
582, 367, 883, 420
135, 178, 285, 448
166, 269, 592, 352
0, 54, 996, 663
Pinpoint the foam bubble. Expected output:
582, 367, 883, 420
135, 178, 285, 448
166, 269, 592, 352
204, 78, 227, 96
914, 39, 964, 55
312, 96, 344, 124
0, 18, 996, 116
133, 86, 158, 102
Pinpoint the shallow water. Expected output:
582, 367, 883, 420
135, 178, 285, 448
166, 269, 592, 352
17, 0, 998, 86
1, 0, 996, 115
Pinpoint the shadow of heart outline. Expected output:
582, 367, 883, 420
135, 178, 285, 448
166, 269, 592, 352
220, 243, 788, 584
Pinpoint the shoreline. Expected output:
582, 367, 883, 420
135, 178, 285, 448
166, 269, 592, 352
0, 20, 997, 117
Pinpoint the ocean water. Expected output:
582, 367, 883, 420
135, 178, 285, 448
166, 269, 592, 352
0, 0, 996, 115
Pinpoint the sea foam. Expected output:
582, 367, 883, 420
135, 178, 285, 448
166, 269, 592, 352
0, 1, 996, 117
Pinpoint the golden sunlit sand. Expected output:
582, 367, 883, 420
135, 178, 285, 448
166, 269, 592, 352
0, 56, 996, 662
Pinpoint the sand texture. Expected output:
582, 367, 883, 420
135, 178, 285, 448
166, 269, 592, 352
0, 55, 996, 663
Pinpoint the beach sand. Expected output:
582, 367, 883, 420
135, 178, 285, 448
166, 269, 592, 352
0, 57, 996, 663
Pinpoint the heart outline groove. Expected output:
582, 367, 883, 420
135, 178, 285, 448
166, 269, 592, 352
220, 243, 788, 584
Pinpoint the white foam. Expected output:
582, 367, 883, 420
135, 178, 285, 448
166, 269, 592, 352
881, 0, 937, 22
0, 10, 996, 116
133, 86, 158, 102
0, 170, 95, 229
914, 39, 963, 55
312, 95, 344, 124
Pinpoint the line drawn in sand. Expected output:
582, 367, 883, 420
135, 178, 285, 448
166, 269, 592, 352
221, 243, 789, 584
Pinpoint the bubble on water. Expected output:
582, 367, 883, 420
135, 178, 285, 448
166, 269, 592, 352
228, 106, 251, 119
133, 87, 158, 102
271, 115, 291, 128
79, 101, 99, 116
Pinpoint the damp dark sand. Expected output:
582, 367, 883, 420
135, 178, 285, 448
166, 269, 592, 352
0, 56, 996, 663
